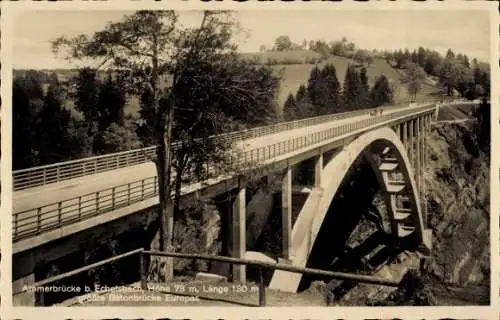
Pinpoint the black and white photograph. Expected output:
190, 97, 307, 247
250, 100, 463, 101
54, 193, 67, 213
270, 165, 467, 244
4, 2, 494, 313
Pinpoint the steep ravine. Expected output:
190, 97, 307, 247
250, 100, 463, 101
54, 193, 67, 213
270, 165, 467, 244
368, 121, 490, 306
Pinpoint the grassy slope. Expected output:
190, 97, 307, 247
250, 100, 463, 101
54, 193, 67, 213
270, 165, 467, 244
242, 52, 442, 108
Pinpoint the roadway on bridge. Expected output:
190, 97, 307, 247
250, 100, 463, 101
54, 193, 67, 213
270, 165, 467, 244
13, 104, 421, 215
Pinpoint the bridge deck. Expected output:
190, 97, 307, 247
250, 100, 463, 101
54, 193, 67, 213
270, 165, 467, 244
13, 103, 440, 244
13, 111, 377, 213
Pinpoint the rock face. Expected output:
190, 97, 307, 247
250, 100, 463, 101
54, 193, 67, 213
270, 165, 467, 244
323, 121, 490, 306
425, 122, 489, 288
171, 203, 222, 272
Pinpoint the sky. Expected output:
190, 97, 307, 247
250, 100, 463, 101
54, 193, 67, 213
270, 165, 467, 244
11, 10, 491, 70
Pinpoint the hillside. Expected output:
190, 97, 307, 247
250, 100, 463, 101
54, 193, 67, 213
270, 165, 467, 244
241, 52, 442, 108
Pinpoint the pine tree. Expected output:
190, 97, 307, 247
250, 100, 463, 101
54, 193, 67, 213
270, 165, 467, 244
283, 93, 297, 121
342, 65, 361, 111
370, 75, 393, 107
13, 77, 43, 169
320, 63, 342, 113
73, 67, 101, 122
37, 84, 72, 164
97, 74, 126, 130
136, 86, 156, 146
359, 67, 371, 108
296, 84, 309, 103
306, 65, 323, 114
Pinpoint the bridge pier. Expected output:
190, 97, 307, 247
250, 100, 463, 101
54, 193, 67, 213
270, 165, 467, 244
230, 184, 246, 282
408, 119, 414, 167
281, 166, 293, 262
314, 152, 323, 190
415, 117, 421, 192
13, 252, 36, 306
402, 122, 408, 152
422, 115, 428, 225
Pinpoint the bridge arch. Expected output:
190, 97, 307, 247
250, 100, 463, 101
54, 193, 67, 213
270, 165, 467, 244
269, 127, 428, 292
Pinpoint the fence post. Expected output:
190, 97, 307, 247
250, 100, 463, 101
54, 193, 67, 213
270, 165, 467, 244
39, 291, 45, 307
127, 183, 131, 205
141, 180, 145, 200
37, 207, 42, 232
154, 176, 157, 195
258, 267, 266, 307
140, 251, 147, 290
112, 187, 116, 208
13, 213, 18, 239
96, 191, 100, 212
58, 202, 62, 225
56, 167, 61, 182
78, 196, 82, 219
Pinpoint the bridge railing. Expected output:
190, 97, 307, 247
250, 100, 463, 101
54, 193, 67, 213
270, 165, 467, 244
17, 248, 398, 307
12, 101, 438, 191
13, 104, 435, 241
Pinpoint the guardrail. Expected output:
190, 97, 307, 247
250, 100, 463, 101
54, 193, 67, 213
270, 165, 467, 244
17, 248, 399, 307
13, 104, 436, 241
12, 101, 440, 191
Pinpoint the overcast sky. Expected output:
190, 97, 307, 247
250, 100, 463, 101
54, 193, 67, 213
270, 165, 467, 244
12, 10, 491, 69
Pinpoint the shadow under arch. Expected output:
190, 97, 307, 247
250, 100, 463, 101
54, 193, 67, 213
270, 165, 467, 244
269, 127, 429, 293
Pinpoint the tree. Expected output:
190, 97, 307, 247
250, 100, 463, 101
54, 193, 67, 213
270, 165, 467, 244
404, 62, 426, 102
37, 83, 72, 164
353, 49, 373, 66
424, 51, 441, 76
53, 10, 280, 281
52, 11, 190, 281
99, 122, 142, 153
475, 98, 490, 153
411, 50, 418, 64
96, 74, 127, 130
330, 40, 344, 56
417, 46, 427, 68
342, 65, 361, 111
306, 66, 323, 111
289, 84, 316, 120
370, 75, 393, 107
359, 67, 371, 108
72, 68, 101, 122
438, 59, 472, 97
306, 64, 341, 115
320, 64, 342, 113
12, 77, 44, 169
66, 118, 95, 159
309, 40, 330, 58
473, 63, 490, 95
445, 48, 455, 60
283, 93, 297, 121
295, 84, 309, 103
273, 35, 292, 52
136, 86, 156, 146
